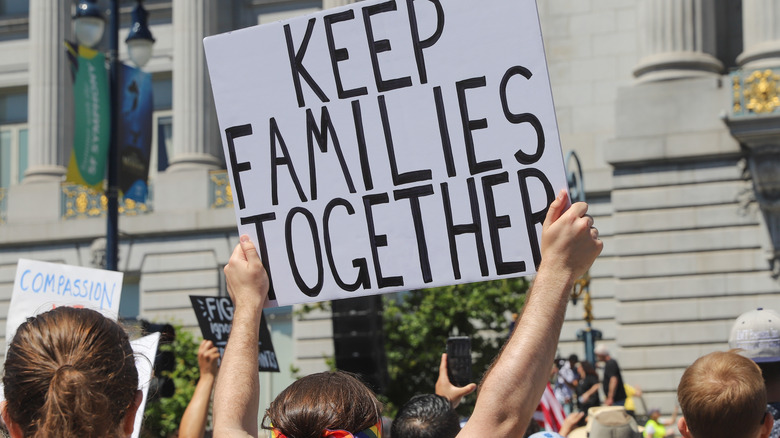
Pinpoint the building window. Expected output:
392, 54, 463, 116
148, 76, 172, 180
0, 91, 28, 189
0, 0, 28, 16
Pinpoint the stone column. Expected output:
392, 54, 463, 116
169, 0, 221, 171
323, 0, 357, 9
739, 0, 780, 69
633, 0, 723, 82
24, 0, 71, 182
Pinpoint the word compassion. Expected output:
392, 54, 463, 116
226, 0, 555, 300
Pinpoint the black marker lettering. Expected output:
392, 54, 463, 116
378, 95, 432, 186
240, 213, 278, 301
351, 100, 374, 191
270, 117, 307, 205
457, 77, 502, 175
482, 172, 525, 275
500, 66, 545, 165
285, 207, 324, 297
433, 86, 456, 177
393, 184, 435, 283
284, 19, 330, 108
363, 0, 413, 92
225, 124, 253, 210
517, 167, 554, 268
323, 198, 371, 291
306, 106, 356, 201
441, 178, 488, 279
324, 10, 368, 99
406, 0, 444, 84
363, 193, 404, 288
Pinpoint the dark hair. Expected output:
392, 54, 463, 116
579, 360, 598, 377
3, 307, 138, 438
263, 371, 382, 438
392, 394, 460, 438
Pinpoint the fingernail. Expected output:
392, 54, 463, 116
240, 234, 249, 243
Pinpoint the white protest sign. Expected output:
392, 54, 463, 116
131, 332, 160, 438
6, 259, 123, 345
204, 0, 566, 306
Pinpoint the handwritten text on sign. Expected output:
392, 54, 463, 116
205, 0, 566, 306
6, 259, 123, 347
190, 296, 280, 372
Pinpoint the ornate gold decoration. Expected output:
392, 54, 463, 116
210, 170, 234, 209
571, 271, 593, 324
744, 69, 780, 114
62, 184, 149, 219
733, 74, 742, 113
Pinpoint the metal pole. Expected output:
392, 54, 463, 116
106, 0, 119, 271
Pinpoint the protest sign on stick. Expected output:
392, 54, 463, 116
190, 295, 280, 372
6, 259, 124, 347
205, 0, 566, 306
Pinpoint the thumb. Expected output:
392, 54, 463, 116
239, 234, 261, 263
439, 353, 448, 377
543, 189, 568, 228
456, 383, 477, 397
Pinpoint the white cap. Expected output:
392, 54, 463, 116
729, 308, 780, 363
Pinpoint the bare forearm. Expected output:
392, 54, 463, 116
179, 374, 216, 438
460, 266, 575, 437
214, 310, 262, 438
608, 376, 617, 401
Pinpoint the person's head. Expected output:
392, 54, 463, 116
392, 394, 459, 438
594, 344, 610, 361
730, 307, 780, 396
568, 354, 579, 367
1, 306, 141, 438
677, 351, 772, 438
577, 360, 597, 378
648, 408, 661, 421
263, 371, 382, 438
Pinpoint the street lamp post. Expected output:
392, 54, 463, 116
565, 151, 602, 364
74, 0, 154, 271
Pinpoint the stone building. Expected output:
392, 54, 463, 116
0, 0, 779, 416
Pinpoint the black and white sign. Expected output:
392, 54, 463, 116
205, 0, 567, 306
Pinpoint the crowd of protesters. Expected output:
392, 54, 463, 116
0, 190, 776, 438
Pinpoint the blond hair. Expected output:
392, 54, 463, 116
677, 351, 766, 438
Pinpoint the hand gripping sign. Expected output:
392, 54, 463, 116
204, 0, 567, 307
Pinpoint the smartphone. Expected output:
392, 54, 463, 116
446, 336, 472, 387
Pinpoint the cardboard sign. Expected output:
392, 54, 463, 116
190, 295, 280, 372
6, 259, 123, 346
131, 332, 160, 438
204, 0, 566, 306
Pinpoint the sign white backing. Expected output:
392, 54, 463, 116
6, 259, 123, 346
205, 0, 566, 306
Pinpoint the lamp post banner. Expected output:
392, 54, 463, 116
117, 63, 154, 203
204, 0, 566, 307
65, 42, 111, 190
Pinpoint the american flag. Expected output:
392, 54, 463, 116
533, 382, 566, 432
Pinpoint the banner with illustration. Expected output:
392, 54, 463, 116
117, 63, 154, 203
65, 42, 110, 191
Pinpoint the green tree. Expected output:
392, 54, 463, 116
142, 326, 201, 438
382, 278, 528, 416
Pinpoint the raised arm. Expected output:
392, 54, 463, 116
213, 236, 269, 438
179, 340, 221, 438
459, 190, 602, 437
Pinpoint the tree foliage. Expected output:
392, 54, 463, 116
382, 278, 529, 416
142, 326, 201, 438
